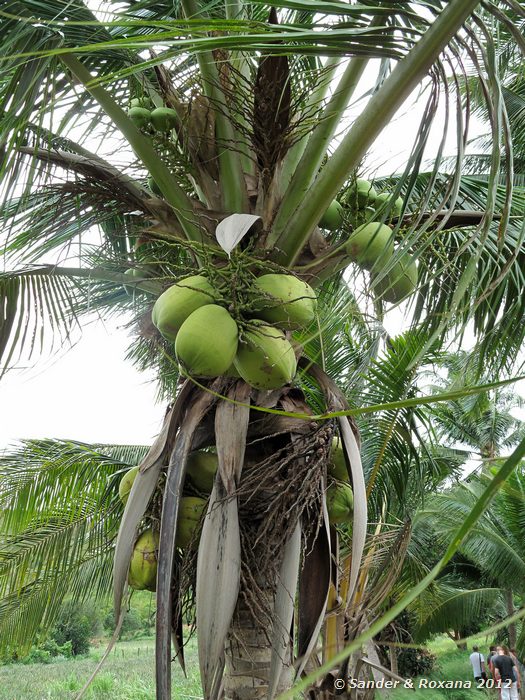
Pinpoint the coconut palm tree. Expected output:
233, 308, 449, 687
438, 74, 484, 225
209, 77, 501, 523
2, 1, 525, 698
428, 352, 525, 463
419, 465, 525, 655
0, 333, 480, 693
407, 354, 525, 647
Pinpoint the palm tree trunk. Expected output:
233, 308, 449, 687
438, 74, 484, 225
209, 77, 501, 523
448, 630, 466, 650
390, 646, 399, 676
224, 584, 293, 700
220, 389, 317, 699
505, 589, 517, 648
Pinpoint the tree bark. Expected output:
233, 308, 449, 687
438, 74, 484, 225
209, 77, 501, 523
450, 630, 466, 650
389, 646, 399, 677
223, 584, 293, 700
505, 588, 517, 649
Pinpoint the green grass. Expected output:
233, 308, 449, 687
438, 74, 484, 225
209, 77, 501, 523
0, 633, 497, 700
381, 636, 492, 699
0, 636, 201, 700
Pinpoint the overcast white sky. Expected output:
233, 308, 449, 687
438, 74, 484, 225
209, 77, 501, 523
0, 316, 163, 449
0, 55, 499, 452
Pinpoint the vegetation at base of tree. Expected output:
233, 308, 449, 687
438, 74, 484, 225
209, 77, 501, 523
0, 635, 492, 700
0, 637, 200, 700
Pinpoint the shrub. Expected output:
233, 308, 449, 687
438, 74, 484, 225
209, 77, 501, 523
20, 648, 52, 664
41, 638, 73, 658
104, 606, 154, 639
397, 646, 436, 678
50, 601, 102, 655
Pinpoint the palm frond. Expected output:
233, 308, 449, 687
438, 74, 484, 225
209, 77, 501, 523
0, 439, 147, 654
413, 579, 501, 641
420, 468, 525, 589
0, 268, 81, 374
352, 329, 442, 518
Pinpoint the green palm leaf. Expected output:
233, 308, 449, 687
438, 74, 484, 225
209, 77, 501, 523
0, 439, 147, 655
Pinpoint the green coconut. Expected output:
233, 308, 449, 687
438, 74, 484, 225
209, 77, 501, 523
326, 481, 354, 525
347, 178, 377, 209
346, 221, 394, 270
234, 322, 297, 390
147, 176, 163, 197
127, 107, 151, 129
253, 274, 317, 330
150, 107, 178, 132
319, 200, 344, 231
119, 465, 139, 504
123, 267, 142, 296
392, 196, 404, 217
175, 305, 238, 377
374, 193, 404, 219
186, 450, 218, 494
328, 438, 349, 482
128, 529, 159, 591
374, 192, 391, 209
152, 275, 216, 341
176, 496, 207, 549
130, 97, 154, 110
372, 255, 417, 304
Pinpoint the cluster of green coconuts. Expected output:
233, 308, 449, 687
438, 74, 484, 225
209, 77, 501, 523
319, 179, 417, 304
151, 273, 318, 389
128, 97, 178, 134
117, 439, 353, 590
127, 97, 179, 196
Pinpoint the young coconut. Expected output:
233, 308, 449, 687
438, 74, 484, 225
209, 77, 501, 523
328, 437, 349, 482
150, 107, 178, 132
319, 200, 344, 231
119, 465, 139, 504
326, 481, 354, 525
130, 96, 154, 110
392, 196, 404, 218
176, 496, 207, 549
253, 274, 317, 330
128, 529, 159, 591
123, 267, 144, 296
374, 192, 404, 219
127, 107, 151, 129
346, 178, 377, 209
152, 275, 216, 341
372, 255, 418, 304
186, 450, 218, 494
175, 304, 238, 377
234, 322, 297, 390
346, 221, 394, 270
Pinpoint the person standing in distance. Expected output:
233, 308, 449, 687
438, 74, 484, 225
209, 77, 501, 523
488, 646, 498, 677
493, 645, 520, 700
469, 645, 487, 683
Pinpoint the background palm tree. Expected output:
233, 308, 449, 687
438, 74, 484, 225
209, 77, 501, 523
428, 352, 525, 463
2, 1, 525, 698
420, 465, 525, 655
406, 357, 525, 654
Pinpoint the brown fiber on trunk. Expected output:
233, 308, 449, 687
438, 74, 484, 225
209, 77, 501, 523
220, 386, 330, 699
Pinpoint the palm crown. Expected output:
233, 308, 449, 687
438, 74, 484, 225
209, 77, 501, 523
1, 1, 525, 698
